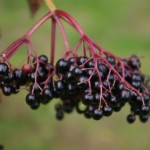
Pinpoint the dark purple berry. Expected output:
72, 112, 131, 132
45, 63, 54, 73
13, 69, 24, 84
82, 93, 94, 105
77, 76, 88, 89
120, 89, 131, 102
109, 96, 118, 106
2, 86, 12, 96
103, 106, 113, 117
84, 110, 92, 119
56, 58, 70, 74
107, 56, 116, 66
55, 80, 66, 93
56, 111, 64, 120
139, 115, 149, 123
30, 84, 41, 94
92, 108, 103, 120
26, 94, 37, 106
64, 71, 74, 81
127, 114, 136, 124
93, 93, 100, 104
39, 55, 48, 64
132, 74, 142, 82
128, 55, 141, 69
0, 63, 9, 76
30, 101, 40, 110
77, 56, 88, 66
2, 72, 13, 84
41, 88, 53, 104
12, 83, 20, 94
68, 57, 76, 65
72, 67, 83, 76
67, 83, 76, 93
131, 81, 141, 89
98, 63, 108, 79
141, 105, 150, 115
85, 59, 95, 68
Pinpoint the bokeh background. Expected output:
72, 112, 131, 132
0, 0, 150, 150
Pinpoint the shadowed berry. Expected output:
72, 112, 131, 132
141, 105, 150, 115
92, 108, 103, 120
127, 114, 136, 124
2, 86, 12, 96
41, 88, 53, 104
0, 63, 8, 76
77, 56, 88, 66
103, 106, 113, 117
26, 94, 38, 106
56, 58, 70, 74
39, 55, 48, 64
139, 115, 149, 123
56, 111, 64, 120
82, 93, 94, 105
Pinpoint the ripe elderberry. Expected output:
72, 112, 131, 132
0, 63, 8, 76
127, 114, 136, 124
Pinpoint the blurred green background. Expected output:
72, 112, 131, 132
0, 0, 150, 150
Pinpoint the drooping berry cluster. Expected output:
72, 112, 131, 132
0, 9, 149, 124
0, 55, 56, 109
0, 62, 25, 96
53, 54, 150, 123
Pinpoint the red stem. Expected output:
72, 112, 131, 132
54, 14, 70, 51
25, 12, 53, 39
55, 10, 85, 37
3, 39, 25, 62
50, 18, 56, 64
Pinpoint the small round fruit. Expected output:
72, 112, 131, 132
41, 88, 53, 104
2, 86, 12, 96
82, 93, 94, 105
92, 108, 103, 120
141, 105, 150, 115
56, 111, 64, 120
139, 115, 149, 123
26, 94, 37, 106
30, 102, 40, 110
0, 63, 9, 76
127, 114, 136, 124
56, 58, 69, 74
103, 106, 113, 117
22, 64, 32, 74
39, 55, 48, 64
55, 80, 66, 93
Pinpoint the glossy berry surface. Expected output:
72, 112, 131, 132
127, 114, 136, 124
56, 58, 69, 74
0, 63, 8, 75
103, 106, 113, 117
92, 109, 103, 120
26, 94, 37, 106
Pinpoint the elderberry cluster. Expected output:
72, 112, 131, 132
54, 55, 150, 123
25, 55, 55, 110
0, 54, 150, 123
0, 55, 55, 110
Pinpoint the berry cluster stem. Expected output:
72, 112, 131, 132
50, 18, 56, 64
